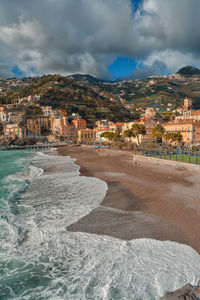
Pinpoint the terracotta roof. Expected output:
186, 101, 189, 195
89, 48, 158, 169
192, 110, 200, 116
111, 122, 125, 126
136, 118, 150, 123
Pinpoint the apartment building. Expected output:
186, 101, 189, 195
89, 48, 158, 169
60, 124, 77, 139
72, 119, 86, 129
27, 119, 41, 137
77, 129, 97, 144
164, 120, 200, 145
51, 117, 67, 136
109, 122, 125, 134
4, 123, 26, 139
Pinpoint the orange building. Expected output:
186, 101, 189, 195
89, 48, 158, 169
27, 119, 41, 137
164, 120, 200, 145
4, 123, 26, 139
60, 125, 77, 139
184, 97, 193, 110
72, 119, 86, 129
77, 129, 97, 144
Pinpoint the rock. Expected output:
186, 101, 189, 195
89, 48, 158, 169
161, 280, 200, 300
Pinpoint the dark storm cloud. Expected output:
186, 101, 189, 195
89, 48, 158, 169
0, 0, 200, 78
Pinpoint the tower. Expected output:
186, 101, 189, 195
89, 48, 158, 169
184, 97, 192, 110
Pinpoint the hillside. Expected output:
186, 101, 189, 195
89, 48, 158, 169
176, 65, 200, 76
1, 65, 200, 124
69, 66, 200, 109
0, 75, 134, 125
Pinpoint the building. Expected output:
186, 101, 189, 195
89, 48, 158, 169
95, 119, 112, 129
60, 125, 77, 139
176, 109, 200, 121
94, 128, 109, 142
72, 119, 86, 129
122, 118, 156, 145
184, 97, 193, 110
41, 106, 54, 117
77, 129, 97, 144
38, 117, 51, 132
145, 107, 156, 118
109, 122, 125, 134
4, 123, 26, 139
9, 113, 25, 124
164, 120, 200, 145
51, 117, 67, 136
27, 119, 41, 137
0, 111, 11, 122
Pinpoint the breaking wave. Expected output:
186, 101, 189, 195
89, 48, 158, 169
0, 151, 199, 300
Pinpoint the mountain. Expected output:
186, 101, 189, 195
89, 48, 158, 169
176, 65, 200, 76
0, 74, 134, 125
1, 66, 200, 124
68, 74, 111, 85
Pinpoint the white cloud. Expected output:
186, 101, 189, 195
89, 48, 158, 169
0, 0, 200, 78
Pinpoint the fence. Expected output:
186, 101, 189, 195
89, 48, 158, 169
142, 150, 200, 165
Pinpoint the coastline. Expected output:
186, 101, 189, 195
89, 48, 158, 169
58, 145, 200, 253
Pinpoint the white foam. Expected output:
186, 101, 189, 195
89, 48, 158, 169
0, 152, 199, 300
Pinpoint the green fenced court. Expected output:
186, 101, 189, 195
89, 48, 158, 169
142, 151, 200, 165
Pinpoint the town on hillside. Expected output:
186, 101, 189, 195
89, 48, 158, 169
0, 92, 200, 150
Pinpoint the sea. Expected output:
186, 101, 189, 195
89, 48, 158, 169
0, 149, 200, 300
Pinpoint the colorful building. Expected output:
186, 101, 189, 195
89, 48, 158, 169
109, 122, 125, 134
0, 111, 11, 122
60, 125, 77, 139
4, 123, 26, 139
164, 120, 200, 145
72, 119, 86, 129
27, 119, 41, 137
77, 129, 97, 144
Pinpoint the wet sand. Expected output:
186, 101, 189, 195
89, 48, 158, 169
58, 146, 200, 253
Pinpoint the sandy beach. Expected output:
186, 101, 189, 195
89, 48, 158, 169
58, 145, 200, 253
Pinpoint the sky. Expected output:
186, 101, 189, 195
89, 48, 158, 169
0, 0, 200, 80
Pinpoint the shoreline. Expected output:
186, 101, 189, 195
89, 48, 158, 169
58, 145, 200, 253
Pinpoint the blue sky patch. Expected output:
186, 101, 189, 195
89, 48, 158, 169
108, 56, 137, 80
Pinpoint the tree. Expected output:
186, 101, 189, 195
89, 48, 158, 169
131, 123, 146, 145
152, 124, 165, 142
100, 131, 120, 141
165, 132, 182, 144
123, 129, 135, 141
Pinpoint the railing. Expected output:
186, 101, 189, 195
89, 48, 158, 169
142, 150, 200, 165
0, 142, 69, 151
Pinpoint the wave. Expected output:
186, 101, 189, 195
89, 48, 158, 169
0, 151, 199, 300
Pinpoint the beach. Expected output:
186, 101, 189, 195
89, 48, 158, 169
1, 149, 200, 299
58, 145, 200, 253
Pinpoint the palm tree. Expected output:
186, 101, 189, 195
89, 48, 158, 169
152, 124, 165, 143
